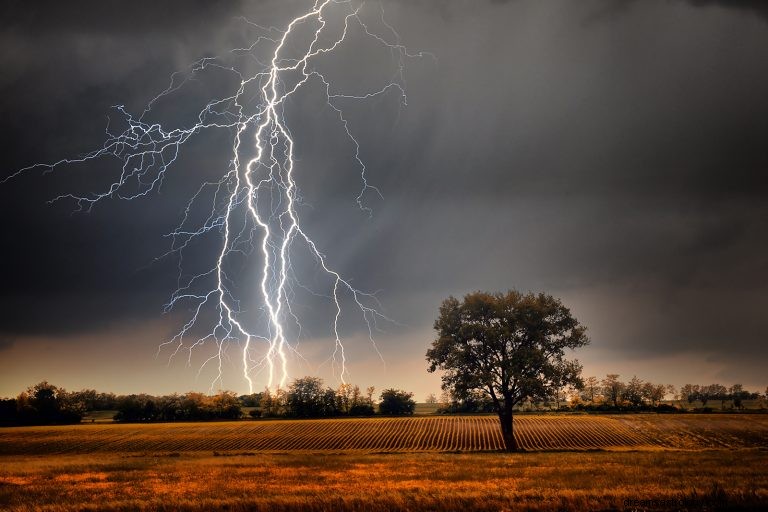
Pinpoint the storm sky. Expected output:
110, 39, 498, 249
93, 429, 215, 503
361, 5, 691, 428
1, 0, 767, 398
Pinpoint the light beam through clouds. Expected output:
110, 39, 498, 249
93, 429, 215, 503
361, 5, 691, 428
4, 0, 428, 392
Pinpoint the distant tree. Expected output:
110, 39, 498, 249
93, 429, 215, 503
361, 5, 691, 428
286, 377, 326, 418
378, 389, 415, 415
158, 393, 183, 421
729, 384, 744, 410
70, 389, 99, 411
335, 384, 354, 414
211, 391, 243, 419
322, 387, 339, 416
260, 387, 286, 417
425, 393, 438, 404
680, 384, 699, 406
114, 394, 154, 422
67, 388, 116, 411
695, 384, 727, 409
666, 384, 678, 402
566, 386, 582, 407
623, 376, 645, 407
641, 383, 668, 406
26, 382, 58, 421
17, 382, 83, 424
348, 385, 375, 416
239, 393, 262, 408
549, 386, 567, 410
710, 384, 729, 409
182, 392, 211, 420
601, 375, 625, 408
441, 388, 495, 413
581, 376, 600, 403
427, 290, 589, 451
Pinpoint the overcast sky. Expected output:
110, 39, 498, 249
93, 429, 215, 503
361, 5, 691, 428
1, 0, 767, 398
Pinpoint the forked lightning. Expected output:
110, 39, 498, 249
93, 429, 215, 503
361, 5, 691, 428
4, 0, 427, 392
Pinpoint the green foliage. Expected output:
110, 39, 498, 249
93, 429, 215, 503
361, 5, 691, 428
427, 290, 589, 450
113, 391, 243, 422
5, 382, 84, 425
378, 389, 415, 415
286, 377, 331, 418
283, 378, 376, 418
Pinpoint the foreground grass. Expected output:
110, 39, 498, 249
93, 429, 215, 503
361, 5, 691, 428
1, 450, 766, 511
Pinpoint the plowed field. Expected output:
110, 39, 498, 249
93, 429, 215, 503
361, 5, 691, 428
2, 414, 766, 454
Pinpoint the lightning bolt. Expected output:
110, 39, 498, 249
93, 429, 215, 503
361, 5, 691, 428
5, 0, 430, 392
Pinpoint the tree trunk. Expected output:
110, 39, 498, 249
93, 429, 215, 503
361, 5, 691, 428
498, 407, 517, 451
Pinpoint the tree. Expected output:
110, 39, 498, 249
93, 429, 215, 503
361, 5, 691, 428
680, 384, 699, 406
211, 391, 243, 419
348, 385, 375, 416
602, 375, 625, 408
729, 384, 744, 410
427, 290, 589, 451
425, 393, 438, 404
642, 382, 668, 406
666, 384, 678, 402
378, 389, 415, 415
17, 382, 83, 424
709, 384, 729, 409
581, 376, 600, 404
624, 376, 645, 407
286, 377, 326, 418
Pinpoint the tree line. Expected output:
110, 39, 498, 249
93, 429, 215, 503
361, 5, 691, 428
250, 377, 415, 418
678, 383, 762, 410
0, 377, 417, 425
435, 374, 766, 413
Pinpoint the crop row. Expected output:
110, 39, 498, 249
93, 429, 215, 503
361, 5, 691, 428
1, 415, 765, 455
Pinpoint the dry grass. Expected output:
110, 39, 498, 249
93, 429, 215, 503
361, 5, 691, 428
2, 415, 767, 510
1, 450, 766, 511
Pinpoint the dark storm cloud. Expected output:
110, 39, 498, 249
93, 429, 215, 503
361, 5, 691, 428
686, 0, 768, 21
1, 0, 245, 34
0, 338, 15, 352
1, 0, 766, 390
588, 0, 768, 24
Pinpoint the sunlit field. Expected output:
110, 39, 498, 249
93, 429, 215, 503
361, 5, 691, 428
2, 414, 767, 454
1, 415, 767, 511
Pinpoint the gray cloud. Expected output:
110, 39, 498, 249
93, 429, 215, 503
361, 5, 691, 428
0, 338, 15, 352
1, 0, 766, 392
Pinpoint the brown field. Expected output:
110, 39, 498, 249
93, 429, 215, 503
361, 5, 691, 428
1, 415, 767, 511
1, 414, 767, 454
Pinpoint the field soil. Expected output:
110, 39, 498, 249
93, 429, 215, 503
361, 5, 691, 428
1, 415, 767, 511
1, 414, 767, 454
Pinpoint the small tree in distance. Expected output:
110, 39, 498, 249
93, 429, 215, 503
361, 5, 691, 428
379, 389, 415, 415
427, 290, 589, 451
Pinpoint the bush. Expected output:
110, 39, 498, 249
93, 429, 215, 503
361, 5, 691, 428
379, 389, 415, 415
349, 403, 375, 416
12, 382, 83, 425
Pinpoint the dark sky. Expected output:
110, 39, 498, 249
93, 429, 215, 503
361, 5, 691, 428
1, 0, 767, 397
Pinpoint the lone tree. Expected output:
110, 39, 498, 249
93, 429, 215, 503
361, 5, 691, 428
426, 290, 589, 451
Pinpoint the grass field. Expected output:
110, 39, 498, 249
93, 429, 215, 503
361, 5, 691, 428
1, 415, 767, 511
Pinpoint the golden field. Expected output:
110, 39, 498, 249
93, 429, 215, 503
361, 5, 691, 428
1, 414, 767, 454
1, 415, 767, 511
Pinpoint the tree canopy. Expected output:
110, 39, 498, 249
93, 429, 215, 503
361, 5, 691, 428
378, 388, 416, 415
426, 290, 589, 450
